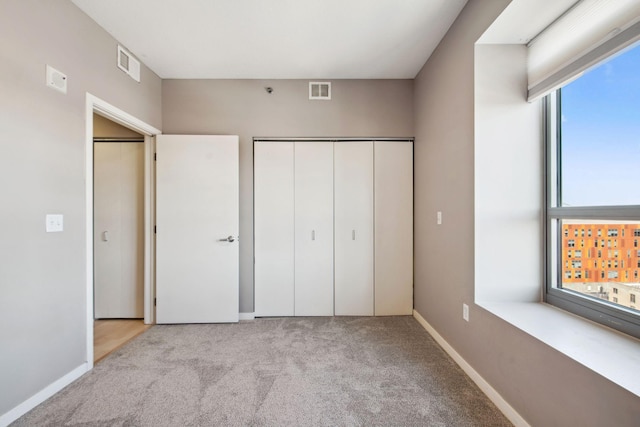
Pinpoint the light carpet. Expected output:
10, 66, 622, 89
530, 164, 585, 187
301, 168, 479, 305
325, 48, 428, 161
13, 316, 511, 426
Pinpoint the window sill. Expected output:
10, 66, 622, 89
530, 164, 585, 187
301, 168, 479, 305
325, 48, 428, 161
477, 301, 640, 397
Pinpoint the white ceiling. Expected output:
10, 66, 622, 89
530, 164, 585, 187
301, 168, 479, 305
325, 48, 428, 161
70, 0, 468, 79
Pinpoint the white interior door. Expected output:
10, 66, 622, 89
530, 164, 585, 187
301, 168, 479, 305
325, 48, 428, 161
374, 141, 414, 315
294, 141, 334, 316
334, 141, 374, 316
254, 142, 295, 316
155, 135, 239, 324
94, 142, 144, 319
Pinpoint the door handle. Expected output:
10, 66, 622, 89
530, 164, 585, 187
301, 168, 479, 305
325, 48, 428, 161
218, 235, 237, 242
103, 231, 109, 242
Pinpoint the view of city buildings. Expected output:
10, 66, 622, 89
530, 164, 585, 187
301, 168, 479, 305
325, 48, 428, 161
562, 223, 640, 311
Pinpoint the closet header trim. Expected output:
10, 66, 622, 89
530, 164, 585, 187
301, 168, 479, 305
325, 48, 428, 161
253, 137, 414, 143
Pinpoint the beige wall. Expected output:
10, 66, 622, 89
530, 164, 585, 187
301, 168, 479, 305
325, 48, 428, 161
162, 79, 414, 312
414, 0, 640, 425
93, 114, 143, 138
0, 0, 161, 416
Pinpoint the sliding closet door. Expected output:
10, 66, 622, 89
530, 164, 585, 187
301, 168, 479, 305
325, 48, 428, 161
254, 142, 295, 316
294, 141, 334, 316
334, 141, 374, 316
374, 141, 413, 315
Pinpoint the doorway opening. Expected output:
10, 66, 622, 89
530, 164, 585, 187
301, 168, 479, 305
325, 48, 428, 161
93, 114, 148, 362
85, 94, 161, 368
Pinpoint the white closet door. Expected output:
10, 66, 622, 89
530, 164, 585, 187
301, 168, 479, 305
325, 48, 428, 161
334, 141, 374, 316
254, 142, 295, 316
375, 141, 413, 315
94, 142, 145, 319
294, 141, 334, 316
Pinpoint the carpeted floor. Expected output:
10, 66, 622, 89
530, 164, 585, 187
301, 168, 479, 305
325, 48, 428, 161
13, 316, 511, 426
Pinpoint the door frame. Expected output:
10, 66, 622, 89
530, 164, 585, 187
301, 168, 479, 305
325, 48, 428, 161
85, 93, 161, 368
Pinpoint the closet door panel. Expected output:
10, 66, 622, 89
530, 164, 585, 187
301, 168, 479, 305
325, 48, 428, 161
294, 141, 334, 316
254, 142, 294, 316
374, 141, 413, 315
334, 142, 374, 316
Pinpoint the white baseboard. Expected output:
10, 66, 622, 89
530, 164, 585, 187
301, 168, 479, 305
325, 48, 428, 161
412, 310, 530, 427
239, 312, 255, 320
0, 363, 89, 427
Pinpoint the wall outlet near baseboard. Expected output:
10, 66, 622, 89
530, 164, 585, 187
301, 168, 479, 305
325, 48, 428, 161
463, 303, 469, 322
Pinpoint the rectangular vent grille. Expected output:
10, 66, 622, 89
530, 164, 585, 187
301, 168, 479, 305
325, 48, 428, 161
117, 45, 141, 82
309, 82, 331, 100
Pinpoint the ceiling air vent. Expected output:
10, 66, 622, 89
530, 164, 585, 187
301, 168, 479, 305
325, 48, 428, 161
117, 45, 140, 82
309, 82, 331, 100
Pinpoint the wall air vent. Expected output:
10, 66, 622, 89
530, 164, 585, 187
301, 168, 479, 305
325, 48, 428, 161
117, 45, 141, 82
309, 82, 331, 100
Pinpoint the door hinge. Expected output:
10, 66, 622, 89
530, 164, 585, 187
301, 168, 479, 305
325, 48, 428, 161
154, 152, 157, 161
154, 298, 156, 307
154, 225, 157, 234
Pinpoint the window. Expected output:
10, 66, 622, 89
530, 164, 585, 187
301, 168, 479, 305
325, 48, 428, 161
545, 43, 640, 339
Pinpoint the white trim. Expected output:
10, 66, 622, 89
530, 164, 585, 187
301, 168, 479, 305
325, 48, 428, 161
0, 363, 88, 426
85, 94, 161, 366
88, 94, 161, 136
143, 135, 156, 324
239, 312, 255, 320
412, 309, 530, 427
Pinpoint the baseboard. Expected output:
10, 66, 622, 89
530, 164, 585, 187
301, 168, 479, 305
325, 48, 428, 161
412, 310, 530, 427
0, 363, 89, 427
239, 312, 255, 320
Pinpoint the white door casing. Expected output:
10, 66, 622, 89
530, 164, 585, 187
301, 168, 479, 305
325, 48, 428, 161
94, 142, 145, 319
155, 135, 239, 324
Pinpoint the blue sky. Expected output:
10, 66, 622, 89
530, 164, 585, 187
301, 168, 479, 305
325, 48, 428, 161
561, 43, 640, 206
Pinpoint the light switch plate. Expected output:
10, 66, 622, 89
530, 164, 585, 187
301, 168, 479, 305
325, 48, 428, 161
46, 214, 63, 232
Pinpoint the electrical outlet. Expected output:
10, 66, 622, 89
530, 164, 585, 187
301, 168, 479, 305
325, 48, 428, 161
463, 303, 469, 322
437, 211, 442, 225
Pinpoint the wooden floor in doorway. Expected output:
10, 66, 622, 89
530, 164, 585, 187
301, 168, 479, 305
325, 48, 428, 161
94, 319, 151, 363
